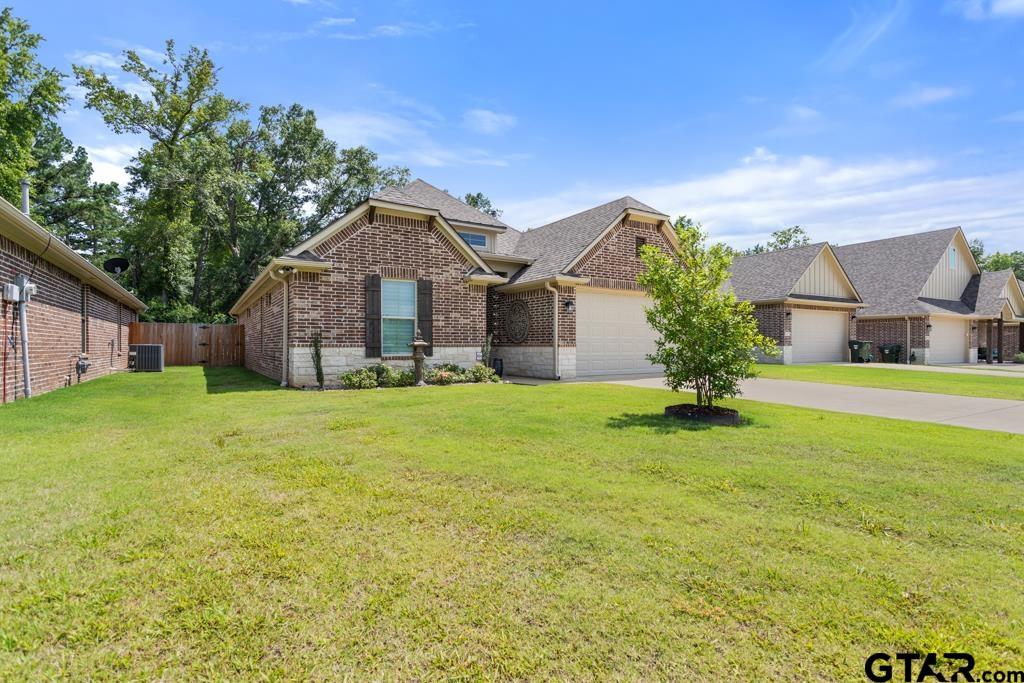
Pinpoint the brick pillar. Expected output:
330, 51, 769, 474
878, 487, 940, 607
987, 320, 994, 364
998, 318, 1004, 363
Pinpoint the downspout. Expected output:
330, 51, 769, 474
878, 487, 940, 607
16, 182, 32, 397
544, 281, 560, 380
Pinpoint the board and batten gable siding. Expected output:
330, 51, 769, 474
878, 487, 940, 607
920, 233, 975, 300
286, 209, 487, 350
792, 249, 857, 299
1000, 278, 1024, 317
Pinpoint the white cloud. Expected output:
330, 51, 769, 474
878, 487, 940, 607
892, 84, 965, 107
818, 0, 909, 70
501, 153, 1024, 252
319, 110, 513, 167
997, 110, 1024, 122
462, 109, 517, 135
316, 16, 355, 27
84, 143, 138, 186
789, 105, 821, 121
742, 147, 778, 164
949, 0, 1024, 19
332, 21, 448, 40
69, 51, 121, 69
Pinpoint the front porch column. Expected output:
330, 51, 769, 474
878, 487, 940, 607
987, 320, 994, 364
998, 317, 1005, 363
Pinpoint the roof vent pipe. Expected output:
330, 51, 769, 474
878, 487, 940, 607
20, 179, 29, 216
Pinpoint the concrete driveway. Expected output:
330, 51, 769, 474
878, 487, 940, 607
608, 376, 1024, 435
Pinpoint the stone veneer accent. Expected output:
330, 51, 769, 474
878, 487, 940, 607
288, 345, 480, 388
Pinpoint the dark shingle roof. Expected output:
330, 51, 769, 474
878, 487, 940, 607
833, 227, 962, 317
373, 179, 510, 229
962, 270, 1019, 317
725, 243, 830, 302
500, 197, 665, 285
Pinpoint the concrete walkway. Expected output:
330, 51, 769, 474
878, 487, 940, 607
608, 376, 1024, 435
835, 362, 1024, 378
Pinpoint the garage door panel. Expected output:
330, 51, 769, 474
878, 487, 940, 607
576, 291, 661, 376
929, 318, 968, 364
791, 309, 848, 363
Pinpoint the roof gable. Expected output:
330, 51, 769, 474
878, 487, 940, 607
792, 245, 860, 300
727, 242, 834, 302
373, 179, 510, 230
498, 197, 669, 286
833, 227, 965, 317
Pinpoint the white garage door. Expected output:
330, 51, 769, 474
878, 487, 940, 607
791, 309, 849, 363
928, 317, 968, 364
576, 290, 661, 376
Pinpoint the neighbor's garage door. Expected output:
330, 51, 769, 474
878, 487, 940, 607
576, 290, 661, 376
790, 309, 849, 363
928, 317, 968, 364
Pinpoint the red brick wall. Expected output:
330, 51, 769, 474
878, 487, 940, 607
980, 320, 1021, 359
854, 317, 928, 361
753, 304, 789, 346
574, 218, 674, 288
242, 282, 284, 382
1, 234, 136, 403
488, 285, 576, 347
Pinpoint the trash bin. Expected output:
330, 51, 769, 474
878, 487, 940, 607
491, 357, 504, 378
848, 340, 872, 363
879, 344, 902, 363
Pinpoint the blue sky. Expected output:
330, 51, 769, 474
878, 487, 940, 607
16, 0, 1024, 251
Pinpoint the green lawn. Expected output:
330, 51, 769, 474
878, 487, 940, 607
756, 363, 1024, 401
1, 368, 1022, 680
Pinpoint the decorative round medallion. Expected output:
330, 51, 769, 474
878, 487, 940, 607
507, 300, 530, 343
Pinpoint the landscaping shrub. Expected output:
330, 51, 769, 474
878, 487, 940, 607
384, 368, 417, 387
1016, 352, 1024, 364
468, 363, 500, 383
426, 368, 462, 385
340, 368, 378, 390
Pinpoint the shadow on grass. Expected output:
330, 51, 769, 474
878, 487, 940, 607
607, 412, 758, 433
203, 366, 281, 394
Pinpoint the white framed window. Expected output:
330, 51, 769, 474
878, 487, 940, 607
949, 246, 956, 269
458, 231, 488, 249
382, 279, 416, 355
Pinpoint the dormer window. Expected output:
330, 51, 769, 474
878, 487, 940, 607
949, 246, 956, 269
459, 232, 488, 249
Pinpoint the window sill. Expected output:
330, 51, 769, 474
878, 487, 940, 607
382, 355, 414, 361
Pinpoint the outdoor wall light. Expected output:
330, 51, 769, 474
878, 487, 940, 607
785, 311, 792, 318
850, 313, 858, 320
926, 323, 933, 331
563, 299, 575, 313
971, 325, 977, 331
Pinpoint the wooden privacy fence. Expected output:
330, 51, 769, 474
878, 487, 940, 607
129, 323, 245, 367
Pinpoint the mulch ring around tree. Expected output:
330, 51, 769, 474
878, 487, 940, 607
664, 403, 740, 427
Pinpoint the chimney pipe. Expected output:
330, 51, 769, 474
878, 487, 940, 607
20, 179, 29, 216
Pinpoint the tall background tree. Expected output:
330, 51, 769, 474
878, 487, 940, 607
968, 239, 1024, 282
74, 40, 408, 321
0, 7, 66, 205
463, 191, 502, 218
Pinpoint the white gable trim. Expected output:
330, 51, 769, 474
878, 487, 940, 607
563, 209, 678, 274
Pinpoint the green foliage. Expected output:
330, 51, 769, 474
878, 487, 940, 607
340, 367, 378, 390
0, 8, 67, 205
968, 238, 985, 264
638, 216, 778, 407
768, 225, 811, 251
462, 191, 502, 218
980, 250, 1024, 281
481, 333, 493, 367
1015, 353, 1024, 364
310, 331, 324, 389
468, 363, 500, 383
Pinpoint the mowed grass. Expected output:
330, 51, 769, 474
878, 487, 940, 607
756, 362, 1024, 401
1, 368, 1022, 680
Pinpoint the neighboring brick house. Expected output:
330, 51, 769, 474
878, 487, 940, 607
230, 180, 678, 385
834, 227, 1024, 365
725, 243, 864, 364
1, 196, 145, 403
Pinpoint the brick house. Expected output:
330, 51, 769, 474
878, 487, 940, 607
230, 180, 678, 385
726, 243, 863, 364
1, 196, 145, 403
835, 227, 1024, 365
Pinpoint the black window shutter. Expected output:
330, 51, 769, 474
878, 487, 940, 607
417, 279, 433, 357
365, 274, 381, 358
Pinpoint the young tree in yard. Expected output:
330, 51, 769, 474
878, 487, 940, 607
638, 216, 777, 409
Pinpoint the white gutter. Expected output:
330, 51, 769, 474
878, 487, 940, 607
544, 281, 560, 380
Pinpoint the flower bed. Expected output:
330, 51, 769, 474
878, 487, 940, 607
341, 363, 500, 390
